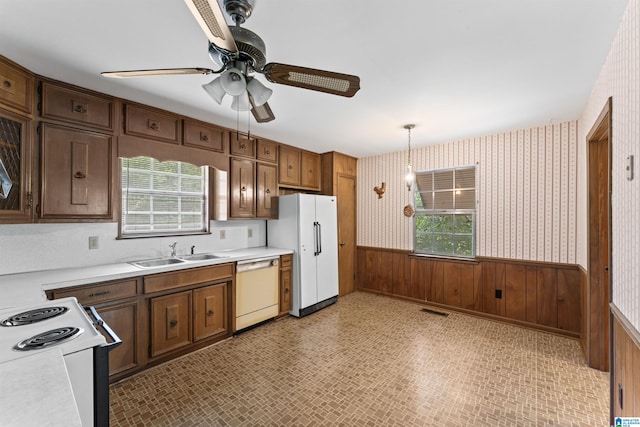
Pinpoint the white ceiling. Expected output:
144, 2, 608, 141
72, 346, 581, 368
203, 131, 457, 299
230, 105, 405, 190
0, 0, 628, 158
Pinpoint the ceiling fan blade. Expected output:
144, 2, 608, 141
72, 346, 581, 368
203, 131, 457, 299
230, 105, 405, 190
262, 63, 360, 98
250, 98, 275, 123
183, 0, 238, 54
102, 68, 215, 78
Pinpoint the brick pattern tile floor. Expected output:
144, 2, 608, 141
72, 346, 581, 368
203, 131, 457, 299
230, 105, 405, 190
109, 292, 609, 426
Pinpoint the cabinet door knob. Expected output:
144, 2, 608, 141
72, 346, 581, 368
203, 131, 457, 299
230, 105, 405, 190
74, 171, 86, 179
241, 186, 246, 191
240, 143, 246, 150
265, 189, 270, 194
200, 133, 209, 142
169, 319, 178, 327
73, 103, 87, 114
288, 165, 293, 170
339, 241, 346, 247
3, 80, 11, 88
207, 309, 214, 316
149, 120, 159, 131
264, 148, 270, 155
284, 288, 289, 293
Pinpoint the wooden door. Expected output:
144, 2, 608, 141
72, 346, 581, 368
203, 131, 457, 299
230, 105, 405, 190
256, 163, 277, 218
587, 98, 611, 371
229, 157, 255, 218
40, 123, 112, 218
150, 291, 191, 357
278, 145, 300, 186
193, 284, 227, 341
337, 174, 356, 295
97, 301, 141, 377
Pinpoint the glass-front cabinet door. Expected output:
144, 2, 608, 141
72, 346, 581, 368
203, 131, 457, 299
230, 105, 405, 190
0, 108, 32, 222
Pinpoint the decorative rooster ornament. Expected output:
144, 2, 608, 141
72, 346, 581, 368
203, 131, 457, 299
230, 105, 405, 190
373, 182, 386, 199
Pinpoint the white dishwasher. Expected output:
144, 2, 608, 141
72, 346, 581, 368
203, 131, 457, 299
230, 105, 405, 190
235, 257, 279, 331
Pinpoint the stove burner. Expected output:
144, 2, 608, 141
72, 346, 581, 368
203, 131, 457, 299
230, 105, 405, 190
1, 306, 69, 326
14, 326, 83, 351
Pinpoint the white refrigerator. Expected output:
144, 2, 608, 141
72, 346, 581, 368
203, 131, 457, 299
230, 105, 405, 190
267, 194, 339, 317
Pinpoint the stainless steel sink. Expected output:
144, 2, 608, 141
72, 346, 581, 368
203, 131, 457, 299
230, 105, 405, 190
129, 258, 186, 268
178, 253, 226, 261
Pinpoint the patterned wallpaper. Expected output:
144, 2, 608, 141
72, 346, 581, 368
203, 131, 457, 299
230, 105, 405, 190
357, 121, 578, 264
577, 0, 639, 331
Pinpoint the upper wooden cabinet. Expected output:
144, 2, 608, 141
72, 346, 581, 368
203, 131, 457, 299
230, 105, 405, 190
229, 132, 257, 158
279, 145, 300, 186
0, 108, 33, 223
256, 138, 278, 163
279, 145, 320, 190
40, 81, 114, 132
0, 56, 34, 115
39, 123, 113, 219
230, 157, 255, 218
183, 119, 228, 153
256, 163, 278, 218
124, 104, 181, 144
300, 150, 321, 190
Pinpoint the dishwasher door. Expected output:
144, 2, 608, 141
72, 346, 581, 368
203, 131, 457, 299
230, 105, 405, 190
235, 257, 279, 331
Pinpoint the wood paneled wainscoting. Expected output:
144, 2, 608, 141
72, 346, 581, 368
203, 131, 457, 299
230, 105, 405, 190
356, 247, 582, 337
611, 304, 640, 421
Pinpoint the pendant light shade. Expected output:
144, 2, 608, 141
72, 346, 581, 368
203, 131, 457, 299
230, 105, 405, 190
246, 77, 273, 107
202, 77, 226, 104
231, 92, 251, 111
220, 68, 246, 96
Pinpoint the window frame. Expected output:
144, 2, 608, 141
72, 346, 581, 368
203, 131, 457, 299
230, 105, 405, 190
412, 165, 477, 259
118, 156, 210, 239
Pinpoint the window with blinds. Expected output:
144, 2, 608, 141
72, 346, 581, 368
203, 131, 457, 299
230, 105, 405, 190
120, 157, 208, 237
414, 166, 476, 257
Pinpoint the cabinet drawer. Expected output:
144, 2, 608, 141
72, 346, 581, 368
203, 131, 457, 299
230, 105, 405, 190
51, 279, 139, 305
0, 57, 33, 114
124, 104, 180, 144
41, 82, 114, 131
144, 263, 234, 294
183, 120, 228, 153
256, 139, 278, 163
229, 132, 256, 158
280, 254, 292, 268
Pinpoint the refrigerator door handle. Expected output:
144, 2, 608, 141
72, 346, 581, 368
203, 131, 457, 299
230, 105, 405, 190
313, 221, 319, 256
317, 222, 322, 256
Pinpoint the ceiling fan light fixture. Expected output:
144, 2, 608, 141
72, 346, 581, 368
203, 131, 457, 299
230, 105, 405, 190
231, 92, 251, 111
220, 68, 246, 96
247, 77, 273, 107
202, 76, 226, 104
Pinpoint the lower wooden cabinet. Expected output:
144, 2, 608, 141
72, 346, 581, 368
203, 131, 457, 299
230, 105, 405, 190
47, 278, 144, 381
193, 283, 227, 341
278, 254, 292, 316
97, 300, 141, 378
150, 290, 192, 357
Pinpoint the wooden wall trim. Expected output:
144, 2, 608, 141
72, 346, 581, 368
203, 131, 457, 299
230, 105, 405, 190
610, 304, 640, 420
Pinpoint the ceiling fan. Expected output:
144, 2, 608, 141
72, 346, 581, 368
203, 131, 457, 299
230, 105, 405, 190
101, 0, 361, 123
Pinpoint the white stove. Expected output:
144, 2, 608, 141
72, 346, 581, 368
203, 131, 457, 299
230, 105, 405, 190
0, 297, 119, 427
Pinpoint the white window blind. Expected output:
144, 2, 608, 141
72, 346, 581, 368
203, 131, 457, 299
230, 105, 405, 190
121, 157, 208, 236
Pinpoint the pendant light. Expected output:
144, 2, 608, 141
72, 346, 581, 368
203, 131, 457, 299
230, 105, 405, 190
404, 124, 415, 191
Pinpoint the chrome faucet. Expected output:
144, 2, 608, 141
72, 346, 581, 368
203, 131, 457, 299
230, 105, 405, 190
169, 242, 178, 257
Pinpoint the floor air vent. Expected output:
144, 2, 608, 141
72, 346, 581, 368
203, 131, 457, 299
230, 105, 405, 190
420, 308, 449, 317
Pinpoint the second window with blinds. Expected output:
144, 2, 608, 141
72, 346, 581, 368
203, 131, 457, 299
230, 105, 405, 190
414, 166, 476, 258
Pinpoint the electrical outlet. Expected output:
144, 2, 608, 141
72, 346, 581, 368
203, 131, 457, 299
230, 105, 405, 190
88, 236, 99, 250
219, 230, 226, 240
248, 228, 253, 238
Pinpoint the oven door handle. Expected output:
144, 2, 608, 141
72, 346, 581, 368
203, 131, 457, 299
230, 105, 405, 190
85, 306, 122, 350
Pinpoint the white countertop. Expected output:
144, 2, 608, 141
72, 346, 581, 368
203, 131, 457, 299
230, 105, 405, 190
0, 246, 293, 310
0, 348, 83, 427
